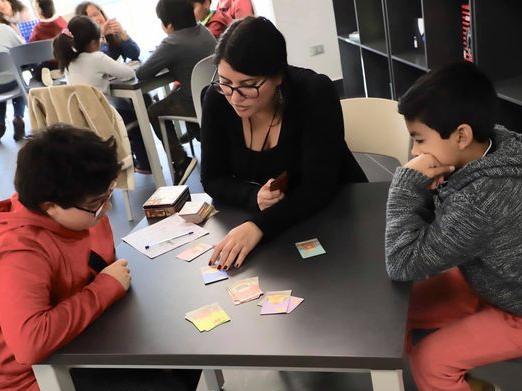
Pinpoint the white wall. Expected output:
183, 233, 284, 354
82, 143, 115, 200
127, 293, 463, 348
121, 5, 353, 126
253, 0, 342, 81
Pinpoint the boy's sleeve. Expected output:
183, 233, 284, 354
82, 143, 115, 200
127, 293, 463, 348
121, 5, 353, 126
385, 167, 492, 281
135, 41, 172, 80
0, 248, 125, 365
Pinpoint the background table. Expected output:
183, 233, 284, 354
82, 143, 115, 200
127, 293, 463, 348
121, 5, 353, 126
33, 182, 410, 391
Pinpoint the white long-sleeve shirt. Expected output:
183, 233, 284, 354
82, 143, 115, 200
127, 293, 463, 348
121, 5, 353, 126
0, 24, 24, 85
66, 51, 135, 94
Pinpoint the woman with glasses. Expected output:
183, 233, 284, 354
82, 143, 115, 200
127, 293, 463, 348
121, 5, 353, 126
202, 16, 367, 270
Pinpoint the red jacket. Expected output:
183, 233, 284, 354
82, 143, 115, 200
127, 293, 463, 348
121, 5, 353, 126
217, 0, 254, 19
0, 194, 125, 391
29, 16, 67, 42
205, 10, 234, 39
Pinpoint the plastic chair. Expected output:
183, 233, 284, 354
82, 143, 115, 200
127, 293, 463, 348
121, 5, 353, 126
0, 52, 24, 106
158, 55, 216, 185
9, 39, 54, 98
341, 98, 411, 180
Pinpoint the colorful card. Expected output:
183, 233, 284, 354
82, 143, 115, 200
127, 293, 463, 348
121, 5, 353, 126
258, 296, 304, 314
200, 266, 229, 285
295, 238, 326, 259
260, 290, 292, 315
228, 277, 263, 305
176, 242, 213, 262
185, 303, 230, 332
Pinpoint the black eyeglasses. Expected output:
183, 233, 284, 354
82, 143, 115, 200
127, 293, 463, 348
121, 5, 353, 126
74, 182, 116, 219
211, 79, 267, 99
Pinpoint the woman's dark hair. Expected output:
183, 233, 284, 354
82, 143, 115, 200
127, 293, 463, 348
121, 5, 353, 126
156, 0, 196, 30
398, 62, 497, 142
0, 14, 10, 25
15, 124, 121, 213
53, 16, 100, 71
7, 0, 24, 14
36, 0, 56, 19
75, 1, 107, 20
214, 16, 288, 77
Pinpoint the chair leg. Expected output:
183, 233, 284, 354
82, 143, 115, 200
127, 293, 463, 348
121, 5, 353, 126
159, 117, 175, 186
122, 190, 134, 221
189, 138, 195, 157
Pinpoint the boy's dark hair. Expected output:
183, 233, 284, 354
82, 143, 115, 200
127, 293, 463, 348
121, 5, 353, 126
75, 1, 107, 20
156, 0, 196, 30
214, 16, 288, 77
53, 15, 100, 71
15, 124, 121, 213
36, 0, 55, 19
398, 62, 497, 142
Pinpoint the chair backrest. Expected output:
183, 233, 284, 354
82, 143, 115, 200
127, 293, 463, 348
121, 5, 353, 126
28, 84, 135, 191
190, 55, 216, 125
9, 39, 54, 93
341, 97, 411, 166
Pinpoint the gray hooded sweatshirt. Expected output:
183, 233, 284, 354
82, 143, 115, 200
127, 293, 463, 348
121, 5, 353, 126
385, 127, 522, 315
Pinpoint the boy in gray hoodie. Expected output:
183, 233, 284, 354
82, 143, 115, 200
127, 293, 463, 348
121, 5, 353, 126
385, 62, 522, 391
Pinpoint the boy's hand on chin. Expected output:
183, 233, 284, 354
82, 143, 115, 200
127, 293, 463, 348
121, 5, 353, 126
404, 154, 455, 189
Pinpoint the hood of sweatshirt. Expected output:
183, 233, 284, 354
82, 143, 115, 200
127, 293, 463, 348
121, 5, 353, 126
438, 126, 522, 199
0, 194, 89, 252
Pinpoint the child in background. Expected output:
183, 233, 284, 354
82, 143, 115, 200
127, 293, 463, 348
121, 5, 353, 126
29, 0, 66, 42
136, 0, 215, 184
53, 16, 151, 173
191, 0, 232, 39
217, 0, 253, 19
385, 62, 522, 391
0, 17, 25, 141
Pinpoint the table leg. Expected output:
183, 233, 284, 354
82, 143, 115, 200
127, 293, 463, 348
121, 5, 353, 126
370, 370, 405, 391
128, 90, 166, 187
32, 364, 75, 391
203, 369, 224, 391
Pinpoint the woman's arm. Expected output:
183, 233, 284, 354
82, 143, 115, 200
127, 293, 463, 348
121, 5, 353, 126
98, 52, 135, 81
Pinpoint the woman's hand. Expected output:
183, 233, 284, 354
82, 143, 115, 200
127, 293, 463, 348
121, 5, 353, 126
103, 19, 127, 39
209, 222, 263, 270
257, 179, 284, 211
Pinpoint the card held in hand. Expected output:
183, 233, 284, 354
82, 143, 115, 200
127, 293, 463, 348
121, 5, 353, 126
270, 171, 289, 193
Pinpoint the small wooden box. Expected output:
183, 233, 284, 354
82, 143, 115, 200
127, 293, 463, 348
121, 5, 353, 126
142, 186, 190, 219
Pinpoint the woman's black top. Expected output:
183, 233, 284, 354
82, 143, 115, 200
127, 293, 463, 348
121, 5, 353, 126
200, 66, 367, 238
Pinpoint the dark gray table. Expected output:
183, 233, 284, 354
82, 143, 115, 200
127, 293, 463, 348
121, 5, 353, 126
33, 182, 410, 391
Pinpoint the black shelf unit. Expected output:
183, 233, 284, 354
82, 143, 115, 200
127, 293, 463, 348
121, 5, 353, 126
333, 0, 522, 132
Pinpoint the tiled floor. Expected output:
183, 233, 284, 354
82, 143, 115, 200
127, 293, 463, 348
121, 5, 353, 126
1, 115, 520, 390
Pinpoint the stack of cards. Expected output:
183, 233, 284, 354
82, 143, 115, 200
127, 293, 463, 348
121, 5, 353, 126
257, 291, 304, 315
295, 238, 326, 259
176, 242, 213, 262
227, 277, 263, 305
200, 266, 229, 285
178, 201, 216, 224
185, 303, 230, 332
258, 291, 304, 315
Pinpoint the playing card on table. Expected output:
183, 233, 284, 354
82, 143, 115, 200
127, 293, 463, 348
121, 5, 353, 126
200, 266, 229, 285
176, 242, 213, 261
260, 290, 292, 315
258, 296, 304, 314
227, 277, 263, 304
185, 303, 230, 332
295, 238, 326, 259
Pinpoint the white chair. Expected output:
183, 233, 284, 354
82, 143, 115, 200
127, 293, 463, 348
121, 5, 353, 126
341, 97, 411, 181
158, 55, 216, 185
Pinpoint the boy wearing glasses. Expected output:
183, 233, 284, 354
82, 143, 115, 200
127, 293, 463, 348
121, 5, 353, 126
0, 125, 130, 391
136, 0, 215, 185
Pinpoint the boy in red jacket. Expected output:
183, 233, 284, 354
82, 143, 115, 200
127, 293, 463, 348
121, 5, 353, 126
29, 0, 67, 42
0, 125, 130, 391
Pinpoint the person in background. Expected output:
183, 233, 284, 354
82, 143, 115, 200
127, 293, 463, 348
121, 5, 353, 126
190, 0, 232, 39
202, 17, 367, 270
0, 16, 25, 141
29, 0, 66, 42
75, 1, 140, 61
0, 0, 32, 24
136, 0, 215, 184
53, 16, 151, 173
217, 0, 253, 19
385, 62, 522, 391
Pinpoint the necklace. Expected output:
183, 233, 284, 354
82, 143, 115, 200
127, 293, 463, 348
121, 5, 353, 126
248, 109, 278, 151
